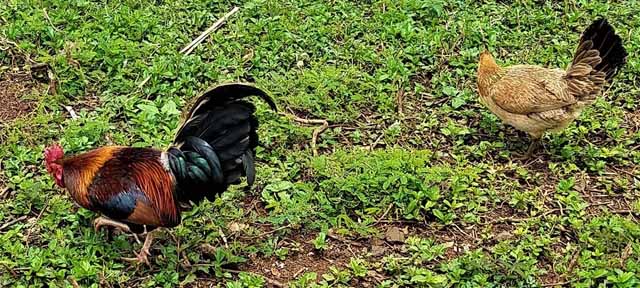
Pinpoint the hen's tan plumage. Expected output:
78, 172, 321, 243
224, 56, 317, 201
477, 18, 627, 157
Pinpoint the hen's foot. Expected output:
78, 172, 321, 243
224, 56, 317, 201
514, 139, 541, 161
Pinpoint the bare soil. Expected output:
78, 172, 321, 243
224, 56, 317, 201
0, 71, 45, 194
240, 231, 369, 287
0, 72, 39, 123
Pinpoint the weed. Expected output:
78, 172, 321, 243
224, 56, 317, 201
1, 0, 639, 287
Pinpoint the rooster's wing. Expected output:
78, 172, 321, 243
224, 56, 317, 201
86, 148, 180, 228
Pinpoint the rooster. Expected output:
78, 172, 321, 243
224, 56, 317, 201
477, 18, 627, 158
44, 83, 276, 264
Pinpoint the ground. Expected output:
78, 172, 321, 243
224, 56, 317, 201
1, 1, 639, 287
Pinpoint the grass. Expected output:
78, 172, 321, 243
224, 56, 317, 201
1, 0, 639, 287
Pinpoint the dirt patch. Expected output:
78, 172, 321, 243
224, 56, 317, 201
0, 70, 44, 193
625, 110, 640, 135
0, 73, 39, 122
240, 231, 367, 286
0, 176, 7, 200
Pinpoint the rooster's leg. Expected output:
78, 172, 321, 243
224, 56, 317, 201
94, 216, 131, 232
121, 231, 155, 266
93, 216, 141, 243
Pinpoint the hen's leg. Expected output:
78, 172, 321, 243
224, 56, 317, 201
524, 139, 541, 158
93, 216, 141, 243
515, 137, 542, 161
122, 230, 155, 266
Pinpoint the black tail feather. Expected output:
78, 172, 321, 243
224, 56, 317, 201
242, 152, 256, 186
574, 18, 627, 82
177, 83, 276, 140
167, 83, 276, 203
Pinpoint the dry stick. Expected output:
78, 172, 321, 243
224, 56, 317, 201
283, 112, 329, 156
292, 267, 307, 278
180, 6, 240, 55
69, 277, 80, 288
222, 268, 285, 287
611, 166, 640, 181
326, 231, 364, 247
218, 227, 229, 248
396, 87, 404, 115
0, 187, 9, 199
0, 215, 28, 231
541, 280, 573, 287
374, 203, 394, 225
168, 231, 182, 271
251, 224, 293, 239
369, 133, 384, 151
25, 200, 50, 248
482, 208, 560, 225
43, 9, 60, 32
310, 121, 329, 156
137, 75, 152, 88
63, 105, 79, 119
611, 209, 639, 216
138, 6, 240, 88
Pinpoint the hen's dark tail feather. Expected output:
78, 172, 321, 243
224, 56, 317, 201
167, 83, 276, 203
571, 18, 627, 82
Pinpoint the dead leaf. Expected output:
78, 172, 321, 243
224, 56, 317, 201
200, 243, 217, 255
385, 226, 405, 243
270, 267, 281, 277
370, 245, 386, 256
495, 231, 512, 241
227, 222, 248, 233
621, 243, 632, 265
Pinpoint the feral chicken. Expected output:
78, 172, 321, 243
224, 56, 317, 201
44, 83, 276, 264
477, 18, 627, 158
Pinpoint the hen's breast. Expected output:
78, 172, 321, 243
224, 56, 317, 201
478, 66, 576, 136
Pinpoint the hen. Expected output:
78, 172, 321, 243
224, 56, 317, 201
44, 83, 276, 264
477, 18, 627, 158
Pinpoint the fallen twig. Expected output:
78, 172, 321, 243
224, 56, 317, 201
541, 280, 573, 287
0, 215, 28, 231
282, 112, 328, 156
326, 230, 364, 247
396, 87, 404, 115
368, 133, 384, 151
610, 209, 639, 216
250, 224, 293, 239
25, 200, 50, 248
138, 6, 240, 88
168, 231, 183, 270
610, 166, 639, 181
137, 75, 152, 88
63, 105, 79, 119
292, 267, 307, 278
43, 9, 60, 32
180, 6, 240, 55
482, 209, 559, 225
69, 277, 80, 288
218, 227, 229, 248
0, 187, 9, 199
374, 203, 394, 225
